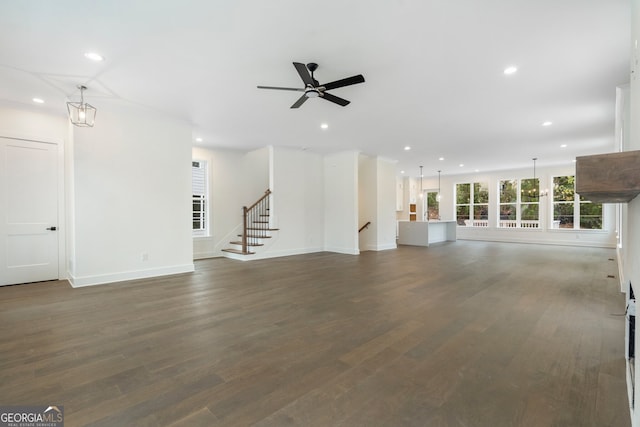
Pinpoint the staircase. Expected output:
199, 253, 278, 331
222, 189, 279, 259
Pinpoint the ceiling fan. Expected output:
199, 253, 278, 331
257, 62, 365, 108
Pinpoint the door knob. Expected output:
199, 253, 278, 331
46, 226, 57, 231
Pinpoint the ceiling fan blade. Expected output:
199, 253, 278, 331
321, 74, 365, 91
257, 85, 304, 91
321, 92, 350, 107
290, 94, 309, 109
293, 62, 314, 86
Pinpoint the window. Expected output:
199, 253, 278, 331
473, 182, 489, 225
456, 183, 470, 225
192, 160, 208, 236
520, 178, 539, 226
456, 182, 489, 226
426, 191, 439, 220
498, 178, 539, 228
552, 175, 602, 230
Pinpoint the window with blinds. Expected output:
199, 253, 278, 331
192, 160, 207, 236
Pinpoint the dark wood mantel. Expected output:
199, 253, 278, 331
576, 150, 640, 203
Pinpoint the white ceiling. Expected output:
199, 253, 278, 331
0, 0, 630, 178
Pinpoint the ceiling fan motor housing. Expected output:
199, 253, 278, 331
305, 87, 320, 98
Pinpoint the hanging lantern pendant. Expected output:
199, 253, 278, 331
67, 85, 97, 127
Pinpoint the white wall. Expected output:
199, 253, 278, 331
246, 146, 270, 202
70, 99, 194, 286
359, 155, 399, 251
358, 154, 376, 250
267, 147, 325, 256
626, 0, 640, 302
409, 164, 617, 248
627, 1, 640, 425
0, 104, 67, 141
375, 157, 398, 250
192, 146, 247, 259
325, 151, 359, 254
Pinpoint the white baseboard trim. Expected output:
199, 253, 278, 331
324, 246, 360, 255
617, 246, 627, 294
194, 250, 220, 260
68, 263, 195, 287
458, 236, 616, 249
365, 243, 397, 251
223, 246, 326, 261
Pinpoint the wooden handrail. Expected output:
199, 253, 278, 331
246, 189, 271, 211
241, 189, 272, 254
359, 221, 371, 233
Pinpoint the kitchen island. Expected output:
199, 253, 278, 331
398, 220, 457, 246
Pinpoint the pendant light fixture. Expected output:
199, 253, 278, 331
437, 170, 442, 201
67, 85, 96, 127
531, 157, 548, 198
532, 157, 538, 199
419, 166, 423, 198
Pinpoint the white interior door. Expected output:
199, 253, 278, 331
0, 137, 59, 286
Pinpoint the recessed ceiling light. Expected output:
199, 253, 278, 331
459, 164, 464, 167
400, 170, 405, 174
32, 98, 44, 104
439, 157, 444, 161
475, 169, 480, 172
84, 52, 104, 61
572, 159, 576, 163
195, 137, 203, 142
504, 66, 518, 75
320, 123, 328, 129
404, 146, 411, 151
542, 121, 553, 126
560, 144, 567, 148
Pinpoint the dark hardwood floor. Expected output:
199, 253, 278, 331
0, 241, 630, 426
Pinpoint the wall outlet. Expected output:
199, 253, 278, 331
141, 252, 149, 261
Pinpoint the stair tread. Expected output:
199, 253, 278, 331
222, 248, 255, 255
238, 234, 272, 238
229, 241, 264, 246
246, 228, 279, 231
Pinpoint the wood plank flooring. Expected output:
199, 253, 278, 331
0, 241, 630, 426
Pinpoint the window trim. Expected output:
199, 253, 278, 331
455, 181, 489, 227
497, 178, 541, 229
192, 160, 208, 237
551, 174, 603, 231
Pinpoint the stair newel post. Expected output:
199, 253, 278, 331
222, 189, 275, 257
242, 205, 248, 254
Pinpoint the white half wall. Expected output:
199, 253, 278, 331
70, 99, 194, 286
325, 151, 359, 255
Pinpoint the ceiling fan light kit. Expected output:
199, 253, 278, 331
258, 62, 365, 108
